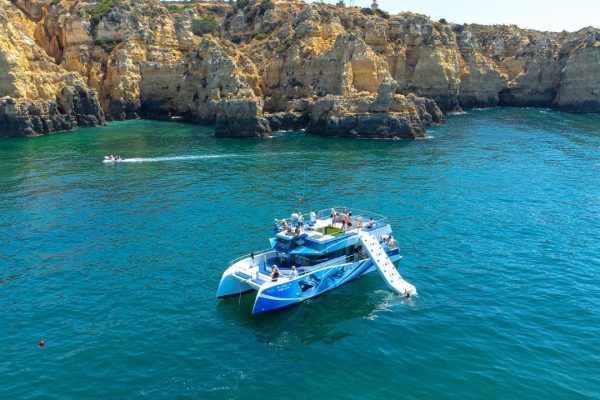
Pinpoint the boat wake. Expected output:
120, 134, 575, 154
119, 154, 235, 163
103, 152, 308, 164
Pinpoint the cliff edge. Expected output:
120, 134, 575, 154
1, 0, 598, 138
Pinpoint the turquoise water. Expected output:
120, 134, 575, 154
1, 109, 599, 399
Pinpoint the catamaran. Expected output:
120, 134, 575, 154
216, 207, 417, 315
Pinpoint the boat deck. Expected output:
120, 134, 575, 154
226, 207, 394, 290
274, 207, 387, 244
232, 253, 363, 289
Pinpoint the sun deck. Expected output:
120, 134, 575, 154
273, 207, 388, 244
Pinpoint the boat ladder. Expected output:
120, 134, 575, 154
358, 231, 417, 296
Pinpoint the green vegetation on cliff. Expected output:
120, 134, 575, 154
94, 38, 120, 52
192, 15, 219, 35
259, 0, 275, 14
167, 4, 195, 14
83, 0, 123, 26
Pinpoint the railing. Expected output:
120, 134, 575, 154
299, 254, 371, 275
276, 206, 388, 233
318, 207, 388, 225
228, 248, 274, 266
316, 207, 388, 236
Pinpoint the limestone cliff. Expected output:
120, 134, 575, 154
1, 0, 598, 138
0, 0, 104, 136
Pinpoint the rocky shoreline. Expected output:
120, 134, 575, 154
0, 0, 598, 138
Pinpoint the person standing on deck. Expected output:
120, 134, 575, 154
290, 266, 299, 279
310, 209, 317, 225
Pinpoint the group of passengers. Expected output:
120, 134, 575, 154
274, 218, 302, 237
274, 209, 320, 237
330, 207, 375, 231
273, 208, 378, 237
270, 265, 299, 281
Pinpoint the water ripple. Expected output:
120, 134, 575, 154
1, 111, 599, 399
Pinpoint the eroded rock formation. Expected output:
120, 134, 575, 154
0, 0, 104, 136
1, 0, 598, 138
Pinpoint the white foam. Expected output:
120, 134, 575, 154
104, 152, 308, 164
120, 154, 233, 163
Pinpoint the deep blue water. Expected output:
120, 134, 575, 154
1, 109, 599, 399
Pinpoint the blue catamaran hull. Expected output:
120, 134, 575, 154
252, 250, 400, 315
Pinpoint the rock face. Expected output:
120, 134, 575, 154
1, 0, 599, 138
138, 37, 269, 137
0, 0, 104, 136
0, 85, 104, 137
308, 78, 443, 138
553, 39, 600, 112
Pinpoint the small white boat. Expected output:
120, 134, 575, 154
217, 207, 417, 315
103, 156, 124, 163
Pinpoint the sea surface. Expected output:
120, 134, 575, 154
1, 109, 599, 399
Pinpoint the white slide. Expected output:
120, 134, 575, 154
358, 231, 417, 296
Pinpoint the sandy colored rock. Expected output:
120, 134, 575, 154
0, 0, 103, 136
554, 37, 600, 112
1, 0, 599, 138
308, 78, 443, 139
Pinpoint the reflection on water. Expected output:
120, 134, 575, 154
216, 274, 412, 347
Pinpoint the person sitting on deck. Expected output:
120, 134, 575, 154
274, 219, 288, 231
388, 236, 397, 249
294, 225, 301, 236
367, 217, 375, 229
290, 266, 298, 279
270, 265, 280, 281
356, 215, 363, 228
